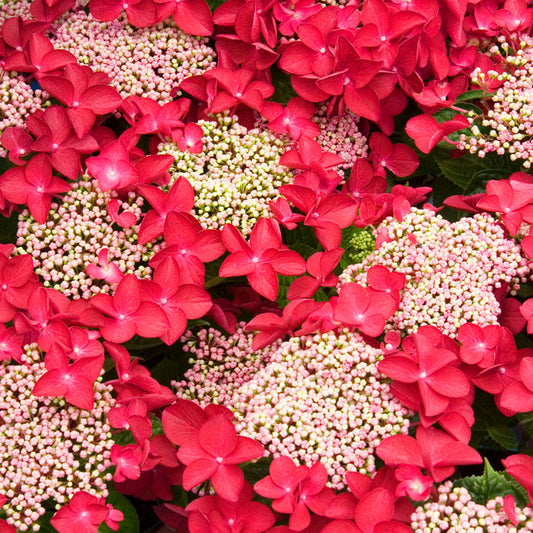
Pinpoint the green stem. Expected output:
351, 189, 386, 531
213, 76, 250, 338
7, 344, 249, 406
204, 276, 225, 289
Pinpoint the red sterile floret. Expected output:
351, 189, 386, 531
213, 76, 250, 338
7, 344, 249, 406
220, 218, 306, 301
254, 456, 334, 531
178, 413, 264, 502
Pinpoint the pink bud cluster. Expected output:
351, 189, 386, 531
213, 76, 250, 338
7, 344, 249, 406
49, 10, 216, 102
159, 115, 294, 234
0, 345, 114, 532
313, 104, 368, 169
340, 208, 530, 337
0, 0, 32, 25
458, 36, 533, 168
411, 482, 533, 532
0, 72, 47, 158
16, 179, 156, 299
176, 325, 412, 489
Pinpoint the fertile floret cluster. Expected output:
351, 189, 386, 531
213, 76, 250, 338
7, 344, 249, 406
0, 72, 47, 157
411, 482, 533, 532
313, 104, 368, 169
342, 226, 376, 266
159, 115, 294, 234
458, 36, 533, 168
340, 208, 530, 337
0, 0, 32, 25
49, 10, 216, 102
0, 345, 114, 532
176, 326, 412, 489
16, 180, 155, 299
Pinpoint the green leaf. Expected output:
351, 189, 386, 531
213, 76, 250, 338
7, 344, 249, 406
0, 211, 19, 244
112, 429, 136, 446
455, 90, 487, 102
518, 283, 533, 298
270, 65, 297, 105
123, 335, 164, 353
431, 149, 522, 191
454, 458, 528, 507
455, 102, 483, 116
488, 426, 518, 451
517, 411, 533, 439
431, 176, 466, 222
282, 224, 320, 260
99, 488, 140, 533
35, 513, 57, 533
471, 390, 518, 450
151, 355, 183, 388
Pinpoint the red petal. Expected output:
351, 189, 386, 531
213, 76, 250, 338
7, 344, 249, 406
136, 302, 169, 338
247, 262, 279, 301
162, 399, 207, 446
198, 414, 238, 458
182, 458, 217, 490
376, 435, 424, 468
80, 85, 122, 114
173, 0, 213, 35
426, 367, 470, 398
211, 464, 244, 502
355, 488, 393, 532
344, 85, 380, 122
114, 275, 141, 316
378, 356, 420, 383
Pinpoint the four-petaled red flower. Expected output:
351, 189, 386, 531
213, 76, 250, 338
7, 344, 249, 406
178, 413, 265, 502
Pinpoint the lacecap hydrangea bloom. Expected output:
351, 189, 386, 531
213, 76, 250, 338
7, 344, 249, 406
16, 179, 156, 299
340, 208, 531, 337
411, 482, 533, 532
0, 71, 48, 158
175, 326, 412, 489
0, 345, 114, 532
458, 35, 533, 168
159, 115, 294, 235
0, 0, 32, 25
49, 10, 216, 102
313, 104, 368, 170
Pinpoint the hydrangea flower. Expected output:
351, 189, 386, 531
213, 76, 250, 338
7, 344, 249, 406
411, 482, 533, 531
458, 35, 533, 168
49, 10, 216, 102
0, 0, 33, 25
312, 104, 368, 170
0, 71, 48, 158
0, 345, 114, 532
176, 326, 412, 489
16, 179, 157, 299
159, 115, 294, 235
340, 208, 531, 337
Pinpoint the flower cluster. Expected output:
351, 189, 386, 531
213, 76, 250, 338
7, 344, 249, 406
342, 226, 375, 266
176, 326, 412, 489
0, 72, 48, 158
411, 482, 533, 532
159, 115, 293, 234
0, 345, 114, 532
16, 180, 155, 299
0, 0, 32, 25
49, 10, 216, 102
340, 208, 531, 337
458, 36, 533, 167
313, 104, 368, 170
